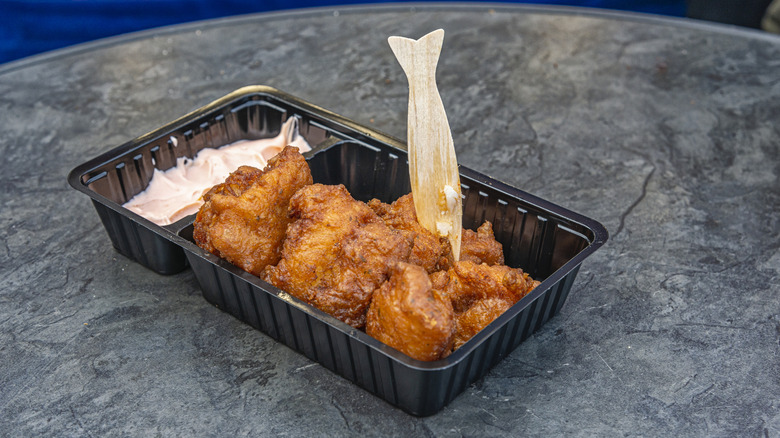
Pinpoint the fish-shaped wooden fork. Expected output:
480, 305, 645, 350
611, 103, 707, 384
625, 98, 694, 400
388, 29, 462, 260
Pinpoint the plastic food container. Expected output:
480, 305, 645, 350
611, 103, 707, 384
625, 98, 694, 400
68, 86, 608, 416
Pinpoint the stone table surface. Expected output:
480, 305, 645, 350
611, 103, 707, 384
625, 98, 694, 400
1, 4, 779, 437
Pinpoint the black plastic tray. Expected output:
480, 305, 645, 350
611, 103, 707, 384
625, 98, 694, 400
68, 85, 608, 416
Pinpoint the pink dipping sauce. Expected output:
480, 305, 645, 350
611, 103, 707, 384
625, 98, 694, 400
123, 117, 311, 225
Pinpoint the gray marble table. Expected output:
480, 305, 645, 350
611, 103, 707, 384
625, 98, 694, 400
1, 4, 779, 436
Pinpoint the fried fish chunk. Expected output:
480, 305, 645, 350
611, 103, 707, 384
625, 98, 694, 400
435, 260, 540, 349
370, 193, 505, 269
193, 146, 313, 276
439, 260, 537, 312
263, 184, 412, 328
366, 262, 454, 361
460, 221, 504, 266
368, 193, 452, 273
452, 297, 513, 349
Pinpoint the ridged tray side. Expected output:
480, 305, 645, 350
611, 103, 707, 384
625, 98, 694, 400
186, 250, 580, 416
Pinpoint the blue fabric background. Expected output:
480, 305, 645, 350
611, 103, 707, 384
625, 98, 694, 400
0, 1, 686, 64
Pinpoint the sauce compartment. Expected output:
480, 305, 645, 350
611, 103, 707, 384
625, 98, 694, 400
69, 87, 342, 273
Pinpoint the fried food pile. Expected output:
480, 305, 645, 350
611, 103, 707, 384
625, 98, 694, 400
194, 146, 539, 361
